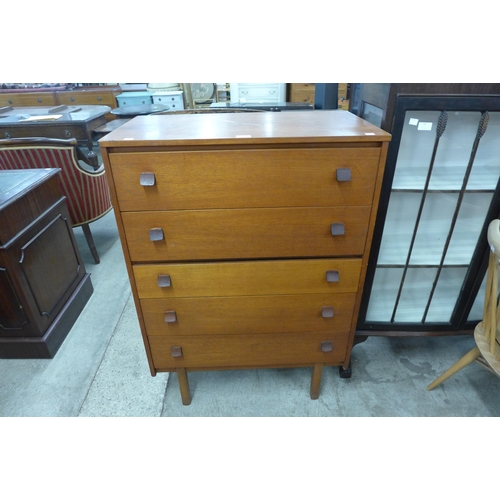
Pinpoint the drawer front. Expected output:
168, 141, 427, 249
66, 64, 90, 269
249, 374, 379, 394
290, 90, 315, 103
117, 94, 153, 106
109, 148, 381, 211
122, 206, 371, 261
238, 85, 280, 100
0, 93, 57, 107
133, 258, 362, 298
1, 124, 87, 141
291, 83, 316, 91
141, 292, 357, 336
57, 92, 117, 107
151, 95, 184, 110
149, 331, 349, 369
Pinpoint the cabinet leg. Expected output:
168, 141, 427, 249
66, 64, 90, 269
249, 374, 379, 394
176, 368, 191, 405
310, 363, 323, 400
426, 346, 480, 391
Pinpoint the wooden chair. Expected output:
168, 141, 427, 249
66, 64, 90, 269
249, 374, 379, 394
427, 219, 500, 390
0, 137, 112, 264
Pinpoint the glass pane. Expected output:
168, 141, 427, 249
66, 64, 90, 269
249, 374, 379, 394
425, 267, 468, 322
468, 273, 486, 322
361, 103, 383, 128
467, 111, 500, 189
366, 267, 403, 322
393, 267, 438, 323
444, 192, 493, 265
392, 110, 441, 190
378, 192, 421, 265
393, 111, 481, 190
465, 112, 500, 322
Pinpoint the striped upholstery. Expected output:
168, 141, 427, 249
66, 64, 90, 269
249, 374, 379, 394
0, 141, 112, 227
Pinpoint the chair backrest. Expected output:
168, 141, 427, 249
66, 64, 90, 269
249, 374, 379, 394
485, 219, 500, 360
0, 137, 111, 227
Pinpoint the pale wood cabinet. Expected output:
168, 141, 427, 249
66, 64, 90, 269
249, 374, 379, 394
100, 110, 390, 404
288, 83, 349, 107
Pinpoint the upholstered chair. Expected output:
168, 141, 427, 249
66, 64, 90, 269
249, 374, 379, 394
0, 137, 112, 264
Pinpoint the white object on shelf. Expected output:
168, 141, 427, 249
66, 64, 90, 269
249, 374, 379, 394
147, 83, 181, 92
230, 83, 286, 104
116, 91, 152, 107
151, 91, 184, 110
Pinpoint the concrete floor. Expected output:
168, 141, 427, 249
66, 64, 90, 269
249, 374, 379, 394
1, 209, 499, 417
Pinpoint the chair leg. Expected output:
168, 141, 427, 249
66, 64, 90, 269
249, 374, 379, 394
81, 223, 100, 264
426, 347, 481, 391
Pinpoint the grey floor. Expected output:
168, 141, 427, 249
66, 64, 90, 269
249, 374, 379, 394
1, 209, 500, 417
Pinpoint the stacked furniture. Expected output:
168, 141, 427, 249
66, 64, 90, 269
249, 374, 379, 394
0, 85, 121, 121
100, 110, 391, 404
288, 83, 349, 108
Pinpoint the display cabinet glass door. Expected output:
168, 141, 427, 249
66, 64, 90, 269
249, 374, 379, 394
360, 98, 500, 331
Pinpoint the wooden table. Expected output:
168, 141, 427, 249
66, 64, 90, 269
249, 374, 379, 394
0, 104, 110, 167
110, 103, 170, 118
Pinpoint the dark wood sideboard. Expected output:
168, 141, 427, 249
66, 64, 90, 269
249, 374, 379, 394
0, 85, 121, 121
0, 169, 93, 358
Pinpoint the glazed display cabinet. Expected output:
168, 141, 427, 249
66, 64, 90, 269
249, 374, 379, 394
354, 84, 500, 336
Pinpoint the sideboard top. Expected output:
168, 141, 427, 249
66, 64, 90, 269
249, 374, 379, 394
0, 168, 59, 211
99, 110, 391, 148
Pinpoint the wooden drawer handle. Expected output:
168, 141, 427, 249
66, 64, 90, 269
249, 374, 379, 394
164, 310, 177, 323
157, 274, 171, 287
321, 341, 333, 352
140, 172, 156, 186
170, 346, 183, 357
149, 228, 164, 241
326, 270, 339, 283
330, 223, 345, 236
336, 168, 352, 182
321, 306, 334, 318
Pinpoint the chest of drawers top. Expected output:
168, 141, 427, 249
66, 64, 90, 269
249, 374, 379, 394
98, 109, 391, 148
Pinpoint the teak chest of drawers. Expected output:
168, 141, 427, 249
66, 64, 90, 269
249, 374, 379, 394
100, 110, 391, 404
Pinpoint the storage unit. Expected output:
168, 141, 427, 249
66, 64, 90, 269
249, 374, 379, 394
288, 83, 349, 108
0, 85, 121, 121
0, 169, 93, 358
116, 91, 152, 107
354, 83, 500, 337
288, 83, 316, 104
100, 110, 391, 404
55, 86, 120, 120
230, 83, 286, 104
151, 91, 184, 110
